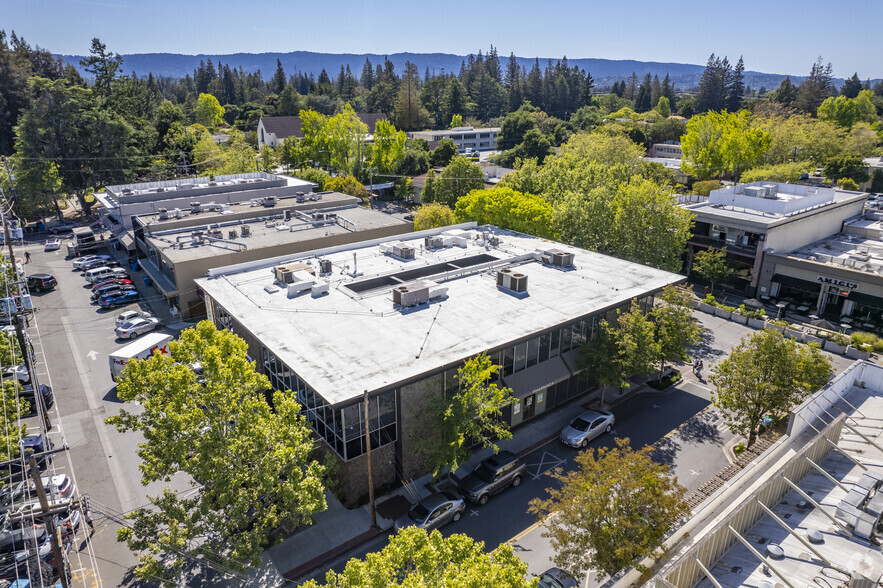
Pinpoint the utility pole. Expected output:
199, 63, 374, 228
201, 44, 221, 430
28, 455, 70, 588
363, 389, 377, 529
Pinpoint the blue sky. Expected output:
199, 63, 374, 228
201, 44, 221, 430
5, 0, 882, 78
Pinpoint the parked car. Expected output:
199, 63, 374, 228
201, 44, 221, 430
536, 567, 580, 588
19, 383, 54, 412
99, 289, 139, 308
80, 257, 120, 271
115, 316, 162, 339
394, 491, 465, 532
92, 278, 133, 292
457, 450, 526, 506
43, 239, 61, 251
559, 409, 615, 449
91, 282, 136, 301
85, 266, 128, 284
3, 364, 29, 383
72, 254, 108, 270
28, 474, 74, 499
115, 309, 153, 327
26, 274, 57, 292
46, 220, 77, 234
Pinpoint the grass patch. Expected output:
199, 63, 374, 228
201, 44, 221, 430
646, 369, 682, 390
733, 443, 746, 456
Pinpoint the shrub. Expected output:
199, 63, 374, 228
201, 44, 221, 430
851, 331, 883, 352
693, 180, 723, 197
737, 304, 766, 320
295, 168, 331, 191
824, 332, 851, 347
768, 319, 789, 328
702, 294, 716, 305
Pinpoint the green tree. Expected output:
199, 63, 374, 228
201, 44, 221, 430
741, 161, 813, 184
581, 301, 658, 404
692, 247, 732, 295
0, 380, 29, 464
655, 95, 672, 118
692, 180, 723, 197
824, 154, 870, 184
454, 187, 555, 238
709, 328, 833, 447
105, 322, 326, 582
430, 138, 458, 167
325, 175, 369, 202
770, 76, 797, 106
259, 145, 277, 172
79, 37, 122, 98
651, 286, 703, 380
817, 90, 877, 130
871, 169, 883, 193
449, 114, 464, 128
434, 156, 485, 207
556, 131, 645, 168
369, 119, 406, 175
421, 169, 438, 203
681, 110, 771, 182
294, 167, 330, 191
194, 93, 225, 129
415, 352, 514, 477
529, 437, 688, 577
323, 104, 369, 173
300, 527, 533, 588
395, 61, 431, 130
413, 202, 455, 231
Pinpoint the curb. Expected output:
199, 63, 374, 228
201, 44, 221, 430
281, 526, 383, 583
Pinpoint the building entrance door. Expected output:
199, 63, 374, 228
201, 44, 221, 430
523, 394, 536, 419
822, 287, 847, 318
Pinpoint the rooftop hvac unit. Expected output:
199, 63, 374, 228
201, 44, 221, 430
743, 186, 765, 198
296, 192, 306, 202
157, 208, 169, 220
391, 243, 416, 259
284, 210, 291, 221
425, 236, 444, 249
311, 282, 329, 297
274, 265, 298, 283
228, 230, 238, 239
496, 269, 528, 293
319, 259, 332, 275
190, 202, 202, 213
241, 225, 251, 237
261, 195, 278, 207
392, 282, 430, 307
155, 187, 165, 193
173, 208, 182, 219
544, 249, 575, 267
310, 192, 320, 201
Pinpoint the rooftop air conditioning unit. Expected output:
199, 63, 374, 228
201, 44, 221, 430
544, 249, 575, 267
319, 259, 332, 275
392, 243, 416, 259
228, 230, 238, 239
496, 269, 528, 293
241, 225, 251, 237
155, 187, 165, 193
284, 210, 291, 221
392, 282, 430, 307
157, 208, 169, 220
190, 202, 202, 213
296, 192, 306, 202
261, 195, 278, 207
174, 208, 183, 219
274, 265, 297, 284
425, 236, 444, 249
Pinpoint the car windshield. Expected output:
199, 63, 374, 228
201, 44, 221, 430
472, 463, 496, 482
570, 417, 591, 432
408, 503, 430, 523
539, 573, 565, 588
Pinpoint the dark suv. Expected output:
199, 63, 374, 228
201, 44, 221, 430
26, 274, 56, 292
457, 450, 526, 505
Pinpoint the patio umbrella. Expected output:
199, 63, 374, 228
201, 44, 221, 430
741, 298, 764, 309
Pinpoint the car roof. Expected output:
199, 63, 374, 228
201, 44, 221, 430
27, 274, 52, 279
419, 492, 455, 510
575, 409, 611, 421
483, 450, 518, 468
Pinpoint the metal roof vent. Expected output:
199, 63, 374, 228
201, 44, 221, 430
764, 544, 784, 560
806, 529, 824, 544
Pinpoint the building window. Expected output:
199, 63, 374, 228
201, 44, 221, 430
514, 341, 527, 372
479, 133, 490, 139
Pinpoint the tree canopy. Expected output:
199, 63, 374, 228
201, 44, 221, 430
681, 110, 771, 182
413, 202, 455, 231
105, 322, 326, 582
430, 155, 485, 208
454, 187, 555, 238
709, 328, 833, 447
529, 437, 688, 577
300, 526, 534, 588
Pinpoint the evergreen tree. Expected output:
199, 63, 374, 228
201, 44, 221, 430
360, 58, 374, 90
661, 73, 676, 108
273, 59, 286, 94
625, 72, 638, 100
840, 73, 862, 99
650, 74, 662, 108
525, 59, 543, 107
581, 71, 595, 106
79, 37, 122, 98
794, 56, 834, 114
770, 76, 797, 106
726, 56, 745, 111
634, 73, 652, 112
505, 53, 523, 111
695, 54, 731, 113
395, 61, 431, 130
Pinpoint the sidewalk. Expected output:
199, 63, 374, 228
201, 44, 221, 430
271, 376, 663, 585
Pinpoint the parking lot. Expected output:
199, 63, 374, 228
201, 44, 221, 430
21, 237, 191, 587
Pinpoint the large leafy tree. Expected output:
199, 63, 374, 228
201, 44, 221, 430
681, 110, 771, 182
105, 322, 326, 583
413, 202, 454, 231
300, 527, 534, 588
369, 119, 406, 175
823, 154, 870, 185
194, 93, 225, 129
817, 90, 877, 130
709, 329, 833, 447
415, 352, 514, 477
454, 187, 555, 238
651, 285, 703, 380
433, 155, 485, 207
529, 437, 688, 577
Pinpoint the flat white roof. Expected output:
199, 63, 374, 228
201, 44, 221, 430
197, 226, 682, 404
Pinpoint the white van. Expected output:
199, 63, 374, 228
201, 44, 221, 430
85, 266, 126, 283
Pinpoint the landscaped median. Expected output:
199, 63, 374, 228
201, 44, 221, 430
691, 294, 877, 360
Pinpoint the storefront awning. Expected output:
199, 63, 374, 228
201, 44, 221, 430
502, 357, 571, 400
772, 273, 821, 294
847, 291, 883, 308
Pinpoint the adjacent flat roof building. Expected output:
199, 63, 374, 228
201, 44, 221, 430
651, 360, 883, 588
681, 182, 867, 297
197, 225, 682, 501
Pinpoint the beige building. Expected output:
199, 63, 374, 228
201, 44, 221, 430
197, 225, 682, 503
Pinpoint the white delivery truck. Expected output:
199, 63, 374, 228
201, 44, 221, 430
109, 332, 173, 381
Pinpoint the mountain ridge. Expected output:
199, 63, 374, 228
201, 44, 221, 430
57, 50, 837, 91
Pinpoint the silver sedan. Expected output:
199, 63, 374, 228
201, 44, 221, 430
394, 491, 465, 532
559, 409, 615, 448
115, 317, 162, 339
